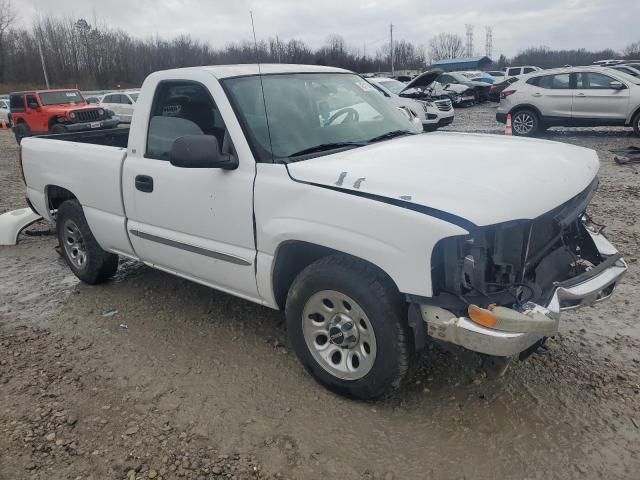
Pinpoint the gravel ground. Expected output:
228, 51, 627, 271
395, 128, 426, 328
1, 104, 639, 480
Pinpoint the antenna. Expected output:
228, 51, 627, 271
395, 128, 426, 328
249, 11, 274, 163
390, 23, 394, 75
465, 24, 474, 57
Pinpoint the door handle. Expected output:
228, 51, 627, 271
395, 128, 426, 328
531, 93, 542, 97
575, 93, 585, 97
135, 175, 154, 193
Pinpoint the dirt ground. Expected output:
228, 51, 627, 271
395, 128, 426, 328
1, 104, 639, 480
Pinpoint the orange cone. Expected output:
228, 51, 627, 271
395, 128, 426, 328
0, 119, 9, 129
504, 114, 513, 136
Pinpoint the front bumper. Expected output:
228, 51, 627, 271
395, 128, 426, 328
420, 228, 627, 357
64, 118, 119, 132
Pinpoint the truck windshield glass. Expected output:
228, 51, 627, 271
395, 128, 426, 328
223, 73, 417, 162
376, 79, 406, 94
129, 93, 139, 102
39, 91, 85, 106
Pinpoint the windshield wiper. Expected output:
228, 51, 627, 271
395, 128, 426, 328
366, 130, 416, 143
288, 142, 367, 159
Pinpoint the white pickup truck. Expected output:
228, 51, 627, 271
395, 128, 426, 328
20, 64, 627, 399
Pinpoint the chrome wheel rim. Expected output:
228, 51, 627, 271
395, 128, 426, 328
302, 290, 377, 380
62, 219, 88, 270
513, 112, 535, 134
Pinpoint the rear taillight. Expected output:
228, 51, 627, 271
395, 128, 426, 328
18, 144, 26, 185
501, 89, 516, 99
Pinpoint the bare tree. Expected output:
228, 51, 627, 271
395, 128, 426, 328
0, 0, 16, 83
623, 41, 640, 59
428, 33, 465, 62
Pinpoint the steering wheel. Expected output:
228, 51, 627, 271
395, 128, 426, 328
326, 107, 359, 125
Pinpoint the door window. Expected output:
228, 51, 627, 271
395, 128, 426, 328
103, 94, 116, 103
26, 95, 39, 109
507, 68, 520, 76
523, 67, 536, 74
536, 74, 571, 89
146, 81, 229, 161
576, 72, 619, 89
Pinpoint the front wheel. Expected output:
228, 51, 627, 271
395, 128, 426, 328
511, 109, 540, 137
633, 111, 640, 137
285, 256, 413, 400
50, 124, 67, 134
56, 200, 119, 284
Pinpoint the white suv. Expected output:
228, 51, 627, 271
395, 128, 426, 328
504, 66, 542, 78
497, 66, 640, 136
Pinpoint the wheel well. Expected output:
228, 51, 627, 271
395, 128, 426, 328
46, 185, 77, 212
48, 116, 60, 130
510, 104, 542, 119
629, 106, 640, 126
271, 241, 400, 310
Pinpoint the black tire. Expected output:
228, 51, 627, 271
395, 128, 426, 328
285, 255, 412, 400
633, 111, 640, 137
13, 123, 30, 144
56, 200, 118, 284
50, 124, 67, 134
511, 108, 540, 137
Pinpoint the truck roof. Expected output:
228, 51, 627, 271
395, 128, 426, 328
159, 63, 351, 79
10, 88, 81, 96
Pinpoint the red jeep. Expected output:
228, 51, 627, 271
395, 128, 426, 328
9, 89, 118, 143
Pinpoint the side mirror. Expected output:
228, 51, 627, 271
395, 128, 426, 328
609, 81, 625, 90
170, 135, 238, 170
27, 102, 39, 109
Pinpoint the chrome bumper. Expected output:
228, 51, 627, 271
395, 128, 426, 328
421, 229, 627, 357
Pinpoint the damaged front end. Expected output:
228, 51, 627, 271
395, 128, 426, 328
419, 178, 627, 358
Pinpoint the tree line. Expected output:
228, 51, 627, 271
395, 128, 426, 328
0, 4, 638, 92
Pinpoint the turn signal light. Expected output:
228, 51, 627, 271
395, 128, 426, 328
468, 304, 498, 328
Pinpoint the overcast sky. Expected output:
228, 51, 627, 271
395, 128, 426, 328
13, 0, 640, 58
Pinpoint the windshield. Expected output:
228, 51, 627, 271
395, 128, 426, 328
129, 93, 139, 102
223, 73, 417, 162
376, 79, 406, 94
39, 91, 85, 106
609, 69, 640, 85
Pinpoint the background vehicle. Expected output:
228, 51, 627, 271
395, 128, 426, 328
611, 64, 640, 78
99, 91, 140, 123
86, 95, 103, 104
496, 66, 640, 136
486, 70, 506, 79
504, 66, 543, 78
436, 71, 491, 101
0, 99, 10, 124
460, 71, 496, 84
20, 64, 626, 400
488, 77, 519, 102
10, 89, 118, 143
369, 76, 454, 131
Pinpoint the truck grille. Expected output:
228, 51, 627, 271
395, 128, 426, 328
73, 109, 101, 123
435, 99, 453, 111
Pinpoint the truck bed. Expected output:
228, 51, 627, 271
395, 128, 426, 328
38, 126, 129, 148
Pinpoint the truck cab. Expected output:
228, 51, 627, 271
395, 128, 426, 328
10, 89, 118, 143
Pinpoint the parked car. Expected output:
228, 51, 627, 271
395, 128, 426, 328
504, 66, 543, 78
593, 59, 626, 66
9, 89, 118, 143
459, 71, 496, 84
486, 70, 506, 79
20, 64, 626, 399
86, 95, 103, 104
369, 74, 454, 131
488, 77, 519, 102
0, 99, 10, 124
496, 66, 640, 136
435, 71, 491, 101
611, 64, 640, 78
99, 91, 140, 123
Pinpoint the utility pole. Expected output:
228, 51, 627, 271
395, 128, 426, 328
276, 34, 282, 63
465, 24, 474, 57
36, 29, 50, 89
390, 23, 394, 75
485, 26, 493, 59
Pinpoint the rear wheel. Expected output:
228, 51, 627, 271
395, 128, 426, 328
633, 111, 640, 137
285, 256, 413, 400
56, 200, 118, 284
13, 123, 30, 144
511, 109, 539, 136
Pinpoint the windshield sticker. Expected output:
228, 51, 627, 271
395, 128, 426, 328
66, 92, 77, 97
355, 80, 375, 92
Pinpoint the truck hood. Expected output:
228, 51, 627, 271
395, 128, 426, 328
286, 132, 600, 229
44, 104, 99, 114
